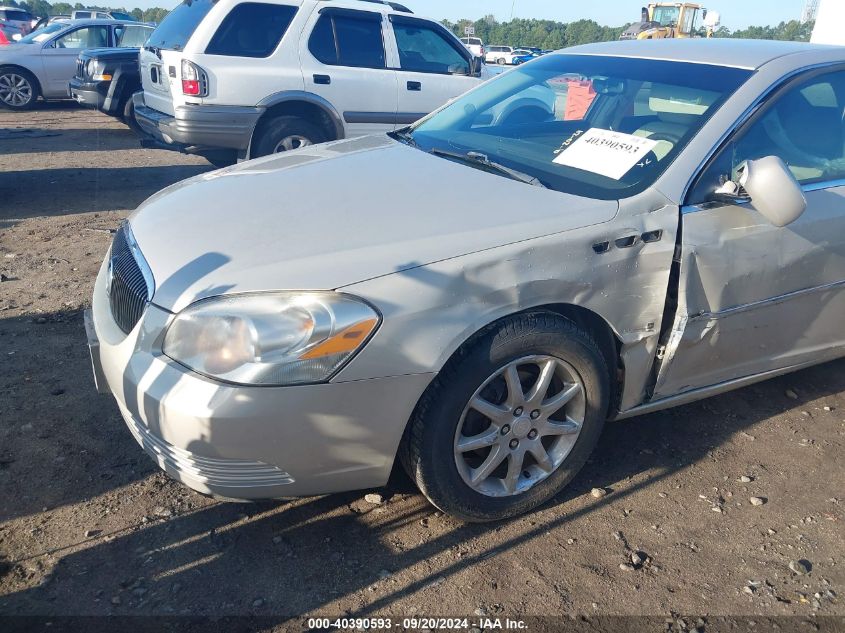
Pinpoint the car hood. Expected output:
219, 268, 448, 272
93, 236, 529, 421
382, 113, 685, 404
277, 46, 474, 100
129, 135, 619, 313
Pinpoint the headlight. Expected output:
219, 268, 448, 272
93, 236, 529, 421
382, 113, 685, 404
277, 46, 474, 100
86, 60, 111, 81
162, 292, 380, 386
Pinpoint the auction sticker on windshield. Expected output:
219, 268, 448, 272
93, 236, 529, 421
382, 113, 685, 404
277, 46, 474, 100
553, 128, 659, 180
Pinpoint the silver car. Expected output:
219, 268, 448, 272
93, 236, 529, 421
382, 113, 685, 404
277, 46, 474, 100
88, 39, 845, 521
0, 19, 152, 110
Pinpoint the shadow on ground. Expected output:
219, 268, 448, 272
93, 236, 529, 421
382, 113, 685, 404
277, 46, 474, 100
2, 352, 843, 616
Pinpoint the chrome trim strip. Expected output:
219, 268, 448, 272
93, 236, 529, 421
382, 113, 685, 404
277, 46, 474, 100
123, 222, 155, 301
802, 178, 845, 193
693, 277, 845, 320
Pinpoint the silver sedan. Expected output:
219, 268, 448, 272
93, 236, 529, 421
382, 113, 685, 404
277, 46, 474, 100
89, 39, 845, 521
0, 19, 152, 109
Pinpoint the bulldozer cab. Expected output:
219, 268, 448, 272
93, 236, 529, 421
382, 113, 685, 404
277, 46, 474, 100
648, 3, 705, 38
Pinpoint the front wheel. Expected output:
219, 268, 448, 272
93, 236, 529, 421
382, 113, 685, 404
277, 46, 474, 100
0, 67, 39, 110
496, 58, 506, 65
402, 312, 609, 522
122, 97, 142, 135
250, 115, 327, 159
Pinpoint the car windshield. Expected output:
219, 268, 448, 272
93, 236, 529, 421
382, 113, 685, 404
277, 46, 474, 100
146, 0, 214, 50
18, 22, 65, 43
406, 54, 752, 200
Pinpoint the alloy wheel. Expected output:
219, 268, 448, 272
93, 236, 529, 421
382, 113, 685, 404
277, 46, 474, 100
0, 73, 33, 107
453, 355, 586, 498
273, 134, 312, 153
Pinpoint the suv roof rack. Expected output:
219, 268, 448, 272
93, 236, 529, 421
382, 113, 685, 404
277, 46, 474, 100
322, 0, 413, 13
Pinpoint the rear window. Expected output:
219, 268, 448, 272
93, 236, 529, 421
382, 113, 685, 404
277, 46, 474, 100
205, 2, 297, 58
308, 10, 385, 69
146, 0, 215, 51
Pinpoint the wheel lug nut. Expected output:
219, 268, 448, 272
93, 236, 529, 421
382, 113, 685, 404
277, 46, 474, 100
513, 407, 523, 417
509, 439, 519, 450
528, 429, 538, 440
530, 409, 541, 420
500, 424, 511, 435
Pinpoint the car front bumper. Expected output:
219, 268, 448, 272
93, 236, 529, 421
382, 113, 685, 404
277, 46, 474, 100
88, 255, 434, 501
132, 92, 263, 153
68, 78, 106, 109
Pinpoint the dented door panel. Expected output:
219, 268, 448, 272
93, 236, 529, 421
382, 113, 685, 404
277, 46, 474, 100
342, 189, 679, 413
652, 185, 845, 399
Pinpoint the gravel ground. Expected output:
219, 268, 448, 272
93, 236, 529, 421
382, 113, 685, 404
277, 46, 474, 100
0, 106, 843, 626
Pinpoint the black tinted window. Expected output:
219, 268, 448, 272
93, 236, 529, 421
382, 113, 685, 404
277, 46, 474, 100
206, 2, 297, 58
393, 19, 468, 75
308, 11, 385, 69
308, 14, 336, 64
147, 0, 215, 51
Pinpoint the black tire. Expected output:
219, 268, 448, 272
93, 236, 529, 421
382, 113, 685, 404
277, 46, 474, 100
0, 66, 40, 110
251, 115, 327, 159
203, 152, 238, 168
122, 97, 142, 135
402, 312, 610, 522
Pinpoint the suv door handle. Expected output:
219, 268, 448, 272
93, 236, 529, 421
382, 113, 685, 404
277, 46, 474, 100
407, 81, 422, 91
313, 74, 331, 85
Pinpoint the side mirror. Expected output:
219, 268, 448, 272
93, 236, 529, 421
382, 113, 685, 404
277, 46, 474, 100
470, 55, 484, 77
738, 156, 807, 227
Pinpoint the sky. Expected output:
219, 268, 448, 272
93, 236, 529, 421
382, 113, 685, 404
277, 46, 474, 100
125, 0, 809, 31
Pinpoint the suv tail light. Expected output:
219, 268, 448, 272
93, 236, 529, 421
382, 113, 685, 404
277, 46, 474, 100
181, 59, 207, 97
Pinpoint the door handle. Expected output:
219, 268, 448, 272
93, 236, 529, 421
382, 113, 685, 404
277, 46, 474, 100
407, 81, 422, 91
313, 74, 331, 85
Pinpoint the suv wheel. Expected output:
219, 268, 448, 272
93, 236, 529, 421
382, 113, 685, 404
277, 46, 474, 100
252, 115, 327, 158
402, 312, 609, 522
121, 98, 142, 135
497, 58, 506, 65
0, 67, 39, 110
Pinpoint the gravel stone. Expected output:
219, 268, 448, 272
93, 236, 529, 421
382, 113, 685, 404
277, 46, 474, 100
789, 559, 812, 575
364, 493, 384, 505
591, 487, 608, 498
749, 497, 767, 506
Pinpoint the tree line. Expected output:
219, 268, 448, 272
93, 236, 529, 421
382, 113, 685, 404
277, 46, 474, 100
443, 15, 815, 48
2, 0, 816, 46
3, 0, 169, 23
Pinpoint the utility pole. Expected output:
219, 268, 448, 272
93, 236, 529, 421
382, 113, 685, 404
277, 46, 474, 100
510, 0, 516, 20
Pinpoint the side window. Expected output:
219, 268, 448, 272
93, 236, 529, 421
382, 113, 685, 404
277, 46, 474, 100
689, 70, 845, 203
96, 13, 111, 19
117, 25, 152, 48
75, 12, 91, 19
392, 20, 469, 75
308, 14, 336, 64
205, 2, 297, 58
307, 11, 385, 69
54, 26, 109, 49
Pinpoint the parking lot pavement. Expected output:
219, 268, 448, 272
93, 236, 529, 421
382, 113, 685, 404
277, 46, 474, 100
0, 106, 843, 619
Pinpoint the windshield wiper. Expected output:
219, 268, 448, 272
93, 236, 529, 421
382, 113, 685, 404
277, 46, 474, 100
389, 128, 418, 147
428, 148, 547, 188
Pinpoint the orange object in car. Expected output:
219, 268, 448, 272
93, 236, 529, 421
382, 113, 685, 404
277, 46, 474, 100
564, 80, 597, 120
0, 30, 10, 46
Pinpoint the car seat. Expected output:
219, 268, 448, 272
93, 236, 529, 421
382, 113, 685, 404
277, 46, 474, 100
633, 84, 719, 160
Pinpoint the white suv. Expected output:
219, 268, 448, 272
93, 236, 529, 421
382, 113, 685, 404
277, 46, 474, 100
485, 45, 515, 65
133, 0, 488, 165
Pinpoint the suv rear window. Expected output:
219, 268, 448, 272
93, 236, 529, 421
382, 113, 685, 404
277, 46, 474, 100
206, 2, 297, 58
146, 0, 215, 51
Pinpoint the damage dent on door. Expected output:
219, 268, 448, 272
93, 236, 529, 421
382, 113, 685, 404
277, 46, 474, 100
652, 193, 845, 400
341, 189, 679, 416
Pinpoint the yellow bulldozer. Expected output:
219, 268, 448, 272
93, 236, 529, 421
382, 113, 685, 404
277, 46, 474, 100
620, 3, 720, 40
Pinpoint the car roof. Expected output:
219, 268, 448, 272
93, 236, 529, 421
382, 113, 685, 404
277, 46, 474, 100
563, 38, 845, 70
59, 18, 141, 26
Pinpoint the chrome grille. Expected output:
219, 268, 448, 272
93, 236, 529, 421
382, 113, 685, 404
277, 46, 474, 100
109, 224, 153, 334
75, 58, 85, 79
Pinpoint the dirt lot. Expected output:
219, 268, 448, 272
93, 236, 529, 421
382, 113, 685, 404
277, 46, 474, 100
0, 105, 843, 627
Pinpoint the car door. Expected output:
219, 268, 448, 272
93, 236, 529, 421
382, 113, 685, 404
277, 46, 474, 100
299, 6, 398, 137
41, 25, 111, 95
652, 67, 845, 399
387, 15, 479, 128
